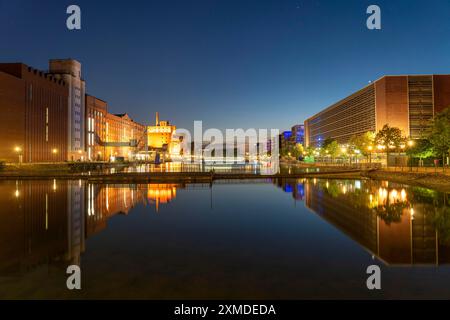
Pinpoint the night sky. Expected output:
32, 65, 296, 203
1, 0, 450, 132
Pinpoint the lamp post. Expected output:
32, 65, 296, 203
14, 147, 23, 164
52, 148, 58, 163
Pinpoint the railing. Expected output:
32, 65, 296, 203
382, 166, 449, 175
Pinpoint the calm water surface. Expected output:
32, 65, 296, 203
0, 178, 449, 299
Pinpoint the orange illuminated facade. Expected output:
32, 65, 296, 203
86, 95, 107, 161
147, 112, 176, 150
105, 113, 146, 160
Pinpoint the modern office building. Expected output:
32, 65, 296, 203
278, 130, 292, 155
291, 124, 305, 145
304, 75, 450, 147
48, 59, 86, 161
0, 63, 69, 162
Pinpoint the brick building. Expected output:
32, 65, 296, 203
0, 63, 68, 162
86, 95, 107, 161
105, 113, 146, 160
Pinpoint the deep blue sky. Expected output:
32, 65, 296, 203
1, 0, 450, 132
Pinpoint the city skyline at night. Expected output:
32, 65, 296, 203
2, 0, 450, 309
2, 0, 450, 132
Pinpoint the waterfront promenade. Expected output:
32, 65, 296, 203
1, 161, 449, 192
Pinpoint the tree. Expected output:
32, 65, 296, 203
375, 125, 406, 166
348, 132, 376, 161
406, 139, 434, 165
291, 143, 304, 159
324, 140, 339, 162
281, 143, 304, 160
321, 138, 335, 149
429, 107, 450, 167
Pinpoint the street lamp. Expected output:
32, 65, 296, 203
14, 146, 23, 164
407, 140, 414, 147
52, 148, 58, 162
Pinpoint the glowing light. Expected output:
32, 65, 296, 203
14, 146, 22, 152
408, 140, 414, 147
52, 148, 58, 154
400, 189, 407, 201
14, 190, 19, 198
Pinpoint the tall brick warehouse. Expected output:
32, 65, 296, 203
0, 63, 68, 162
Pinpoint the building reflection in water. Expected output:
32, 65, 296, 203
276, 178, 450, 266
1, 178, 449, 277
0, 180, 181, 275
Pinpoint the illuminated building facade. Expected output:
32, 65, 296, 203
86, 95, 107, 161
0, 59, 148, 163
105, 113, 146, 160
278, 131, 292, 155
48, 59, 86, 161
0, 63, 69, 162
304, 75, 450, 147
147, 112, 176, 150
291, 124, 305, 145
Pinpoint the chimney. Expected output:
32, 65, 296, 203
156, 112, 159, 126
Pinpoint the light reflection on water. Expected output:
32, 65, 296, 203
0, 178, 449, 299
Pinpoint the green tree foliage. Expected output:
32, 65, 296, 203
375, 125, 406, 165
406, 139, 434, 160
348, 132, 375, 157
324, 140, 339, 159
429, 107, 450, 165
281, 143, 304, 159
